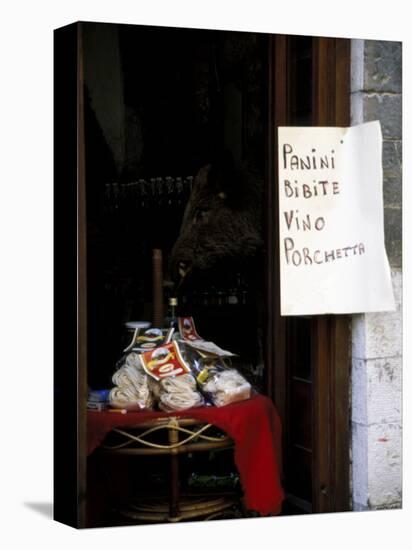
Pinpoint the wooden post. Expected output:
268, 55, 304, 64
311, 37, 351, 513
168, 424, 180, 519
266, 34, 288, 422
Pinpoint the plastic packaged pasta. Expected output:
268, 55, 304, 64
157, 373, 204, 412
190, 354, 252, 407
108, 316, 253, 412
139, 341, 204, 412
109, 352, 155, 410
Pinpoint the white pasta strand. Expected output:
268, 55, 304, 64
109, 385, 139, 406
159, 392, 203, 412
157, 373, 204, 412
203, 368, 251, 407
109, 353, 154, 409
160, 373, 197, 393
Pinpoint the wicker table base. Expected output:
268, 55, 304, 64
118, 495, 239, 523
98, 416, 240, 524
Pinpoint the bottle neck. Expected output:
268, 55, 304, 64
167, 297, 178, 328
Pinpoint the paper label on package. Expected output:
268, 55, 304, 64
124, 327, 174, 353
139, 341, 191, 380
185, 340, 236, 358
178, 316, 235, 357
178, 316, 202, 341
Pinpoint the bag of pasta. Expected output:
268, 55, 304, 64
109, 351, 155, 411
190, 354, 252, 407
139, 341, 204, 412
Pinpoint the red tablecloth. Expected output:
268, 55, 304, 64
87, 394, 284, 516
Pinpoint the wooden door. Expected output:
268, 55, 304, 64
265, 35, 351, 514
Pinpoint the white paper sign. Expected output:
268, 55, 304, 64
278, 121, 395, 316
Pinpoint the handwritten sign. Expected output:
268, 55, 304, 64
278, 121, 395, 315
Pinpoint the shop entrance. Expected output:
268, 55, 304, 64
69, 25, 351, 525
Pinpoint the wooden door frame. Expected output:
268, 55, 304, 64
265, 35, 351, 513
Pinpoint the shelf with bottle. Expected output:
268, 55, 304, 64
103, 175, 194, 214
164, 295, 179, 331
178, 272, 251, 312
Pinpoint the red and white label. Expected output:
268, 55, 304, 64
139, 341, 191, 381
178, 317, 202, 342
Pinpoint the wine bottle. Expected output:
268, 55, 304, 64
165, 296, 179, 330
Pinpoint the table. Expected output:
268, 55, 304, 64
88, 394, 284, 518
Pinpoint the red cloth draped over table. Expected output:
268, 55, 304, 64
87, 394, 284, 516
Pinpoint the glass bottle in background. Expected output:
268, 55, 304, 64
209, 286, 217, 306
112, 182, 120, 211
156, 177, 163, 207
227, 288, 238, 305
165, 296, 179, 330
138, 179, 146, 208
149, 177, 156, 209
165, 176, 174, 207
216, 289, 225, 306
201, 290, 209, 306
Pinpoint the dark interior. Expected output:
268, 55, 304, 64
84, 24, 268, 391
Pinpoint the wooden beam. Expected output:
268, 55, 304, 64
265, 34, 288, 438
311, 37, 351, 513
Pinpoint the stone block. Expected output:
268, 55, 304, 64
350, 91, 364, 125
384, 207, 402, 268
382, 140, 402, 208
364, 40, 402, 94
365, 270, 402, 357
367, 422, 402, 508
352, 356, 401, 426
351, 271, 402, 359
351, 421, 369, 507
351, 422, 369, 507
351, 39, 364, 93
363, 93, 402, 140
382, 140, 402, 180
366, 357, 402, 425
352, 501, 369, 511
352, 359, 367, 424
383, 176, 402, 210
351, 314, 365, 359
395, 140, 402, 166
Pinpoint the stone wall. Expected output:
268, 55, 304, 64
350, 39, 402, 510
